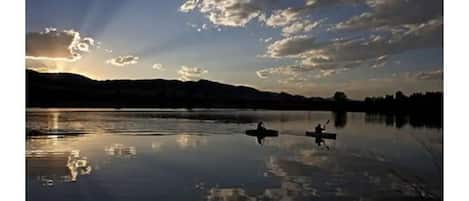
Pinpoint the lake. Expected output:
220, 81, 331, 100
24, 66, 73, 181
26, 109, 442, 201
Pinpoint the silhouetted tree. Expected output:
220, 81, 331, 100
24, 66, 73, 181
395, 91, 407, 101
333, 91, 347, 101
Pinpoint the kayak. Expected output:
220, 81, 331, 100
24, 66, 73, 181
245, 129, 279, 136
305, 132, 337, 139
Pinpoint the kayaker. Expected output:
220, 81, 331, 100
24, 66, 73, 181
315, 124, 325, 133
257, 121, 266, 130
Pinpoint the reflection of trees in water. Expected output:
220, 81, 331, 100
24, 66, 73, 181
206, 179, 320, 201
332, 111, 347, 128
26, 150, 92, 186
206, 188, 256, 201
365, 113, 442, 129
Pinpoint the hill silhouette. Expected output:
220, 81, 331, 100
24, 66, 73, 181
26, 70, 323, 109
26, 69, 442, 116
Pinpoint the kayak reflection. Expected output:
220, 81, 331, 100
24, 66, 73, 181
305, 132, 337, 150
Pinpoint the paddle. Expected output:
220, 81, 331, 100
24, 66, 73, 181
323, 120, 331, 150
323, 120, 330, 129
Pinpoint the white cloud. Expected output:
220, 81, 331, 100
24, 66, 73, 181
256, 64, 344, 84
178, 0, 361, 28
178, 65, 208, 81
265, 8, 303, 27
179, 0, 199, 12
26, 28, 96, 62
265, 35, 316, 58
281, 19, 320, 36
256, 65, 299, 79
152, 63, 164, 71
179, 0, 272, 27
106, 55, 139, 66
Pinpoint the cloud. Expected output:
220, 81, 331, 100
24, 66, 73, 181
106, 55, 139, 66
336, 0, 442, 31
262, 0, 362, 28
152, 63, 164, 71
179, 0, 272, 27
264, 17, 442, 71
281, 19, 321, 36
265, 35, 317, 58
179, 0, 199, 12
258, 69, 443, 98
256, 64, 345, 84
26, 27, 96, 62
179, 0, 443, 90
264, 7, 304, 27
179, 0, 360, 28
256, 65, 300, 79
413, 70, 443, 81
26, 59, 58, 72
178, 65, 208, 81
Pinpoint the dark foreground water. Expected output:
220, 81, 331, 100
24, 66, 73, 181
26, 109, 442, 201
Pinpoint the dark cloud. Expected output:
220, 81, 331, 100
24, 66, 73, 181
26, 28, 95, 62
336, 0, 443, 31
261, 17, 442, 79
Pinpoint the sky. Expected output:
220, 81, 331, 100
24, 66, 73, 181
25, 0, 443, 99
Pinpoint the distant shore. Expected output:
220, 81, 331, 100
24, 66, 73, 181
26, 70, 442, 115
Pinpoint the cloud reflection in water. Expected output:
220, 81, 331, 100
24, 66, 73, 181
176, 134, 208, 149
26, 149, 92, 186
104, 144, 137, 158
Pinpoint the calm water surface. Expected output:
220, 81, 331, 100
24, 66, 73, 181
26, 109, 442, 201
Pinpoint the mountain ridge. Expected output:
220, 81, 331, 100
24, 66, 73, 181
26, 69, 329, 109
26, 69, 442, 119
